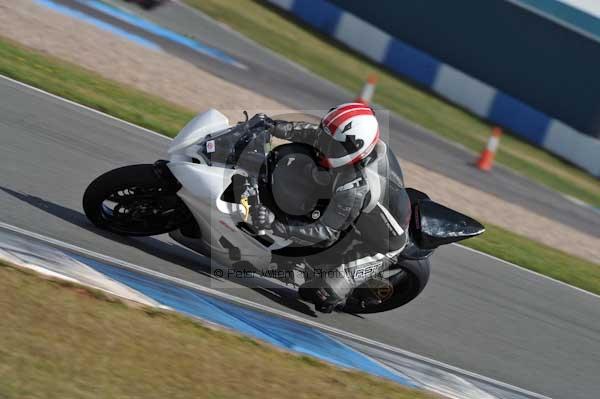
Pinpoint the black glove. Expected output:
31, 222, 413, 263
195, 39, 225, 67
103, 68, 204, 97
250, 205, 274, 230
247, 113, 274, 131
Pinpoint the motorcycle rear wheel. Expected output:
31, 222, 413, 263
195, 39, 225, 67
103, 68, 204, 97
83, 164, 190, 236
343, 258, 430, 314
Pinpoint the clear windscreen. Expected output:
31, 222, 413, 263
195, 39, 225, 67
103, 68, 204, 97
197, 122, 270, 170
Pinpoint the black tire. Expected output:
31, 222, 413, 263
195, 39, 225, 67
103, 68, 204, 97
343, 258, 430, 314
83, 164, 190, 236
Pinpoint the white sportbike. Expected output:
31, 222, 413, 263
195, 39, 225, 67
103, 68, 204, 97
83, 109, 484, 313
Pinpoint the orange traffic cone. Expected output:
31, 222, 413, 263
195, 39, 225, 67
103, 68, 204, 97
355, 74, 378, 105
476, 127, 502, 171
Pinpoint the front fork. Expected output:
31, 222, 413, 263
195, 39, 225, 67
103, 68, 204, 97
153, 160, 181, 191
153, 160, 200, 238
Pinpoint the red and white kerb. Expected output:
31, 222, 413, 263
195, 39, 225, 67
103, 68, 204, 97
321, 103, 379, 168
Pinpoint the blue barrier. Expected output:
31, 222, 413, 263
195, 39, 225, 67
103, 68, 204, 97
383, 38, 439, 87
291, 0, 342, 36
266, 0, 600, 177
488, 93, 551, 146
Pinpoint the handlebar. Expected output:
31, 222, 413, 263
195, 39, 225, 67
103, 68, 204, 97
197, 117, 272, 170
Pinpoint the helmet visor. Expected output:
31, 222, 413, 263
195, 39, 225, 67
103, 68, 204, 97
317, 130, 364, 159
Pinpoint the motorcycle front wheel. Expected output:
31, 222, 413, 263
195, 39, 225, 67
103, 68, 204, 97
83, 164, 191, 236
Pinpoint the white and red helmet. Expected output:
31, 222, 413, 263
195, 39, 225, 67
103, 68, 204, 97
319, 103, 379, 168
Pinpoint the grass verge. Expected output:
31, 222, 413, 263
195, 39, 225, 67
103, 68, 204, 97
0, 261, 435, 399
1, 36, 598, 295
462, 224, 600, 296
0, 37, 193, 137
184, 0, 600, 207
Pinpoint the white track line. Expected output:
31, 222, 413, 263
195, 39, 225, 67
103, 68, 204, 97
456, 244, 600, 300
0, 74, 166, 140
0, 220, 548, 398
3, 72, 597, 301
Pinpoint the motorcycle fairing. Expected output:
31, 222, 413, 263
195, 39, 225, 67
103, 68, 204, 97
168, 109, 229, 157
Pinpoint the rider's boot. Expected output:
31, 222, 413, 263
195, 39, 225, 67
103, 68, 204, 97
299, 264, 353, 313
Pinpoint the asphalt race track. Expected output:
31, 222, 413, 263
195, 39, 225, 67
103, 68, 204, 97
2, 76, 600, 399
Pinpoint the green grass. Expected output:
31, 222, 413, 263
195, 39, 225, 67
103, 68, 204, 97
1, 36, 598, 295
463, 224, 600, 296
0, 37, 193, 137
0, 261, 436, 399
184, 0, 600, 207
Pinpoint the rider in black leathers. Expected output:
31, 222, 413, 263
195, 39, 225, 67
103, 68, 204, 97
249, 105, 411, 312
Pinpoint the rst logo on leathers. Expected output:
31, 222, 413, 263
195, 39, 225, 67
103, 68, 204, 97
352, 260, 383, 280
